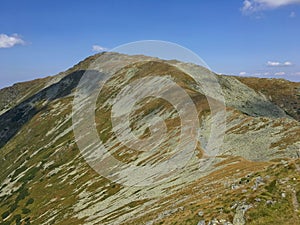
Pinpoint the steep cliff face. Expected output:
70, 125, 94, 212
0, 53, 299, 225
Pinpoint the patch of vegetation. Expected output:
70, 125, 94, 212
297, 190, 300, 204
127, 199, 149, 208
22, 208, 31, 214
11, 166, 28, 181
247, 199, 294, 225
14, 214, 21, 225
24, 217, 31, 225
16, 185, 29, 202
0, 220, 11, 225
9, 202, 18, 213
25, 198, 34, 206
265, 180, 277, 194
19, 166, 39, 183
1, 210, 10, 219
240, 177, 250, 184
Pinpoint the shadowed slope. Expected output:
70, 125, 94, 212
0, 70, 87, 149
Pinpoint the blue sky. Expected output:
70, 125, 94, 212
0, 0, 300, 88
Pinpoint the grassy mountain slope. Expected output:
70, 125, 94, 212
0, 53, 299, 225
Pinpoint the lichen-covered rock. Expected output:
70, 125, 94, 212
233, 203, 251, 225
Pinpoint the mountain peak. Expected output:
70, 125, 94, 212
0, 54, 299, 225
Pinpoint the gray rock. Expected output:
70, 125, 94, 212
209, 218, 219, 225
255, 198, 261, 202
198, 220, 206, 225
231, 184, 239, 190
231, 203, 238, 209
223, 222, 233, 225
252, 176, 265, 190
145, 221, 154, 225
198, 211, 204, 217
266, 200, 276, 205
233, 203, 251, 225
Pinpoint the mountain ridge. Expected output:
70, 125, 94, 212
0, 52, 299, 225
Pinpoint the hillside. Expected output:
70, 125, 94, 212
0, 52, 299, 225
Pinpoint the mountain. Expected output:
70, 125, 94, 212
0, 52, 299, 225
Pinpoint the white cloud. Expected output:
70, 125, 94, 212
290, 11, 296, 17
283, 61, 293, 66
253, 72, 262, 76
92, 45, 108, 52
0, 34, 25, 48
266, 61, 293, 67
239, 72, 247, 76
292, 72, 300, 76
274, 71, 286, 75
242, 0, 254, 12
242, 0, 300, 13
267, 61, 281, 66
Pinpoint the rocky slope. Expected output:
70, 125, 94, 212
0, 52, 299, 225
